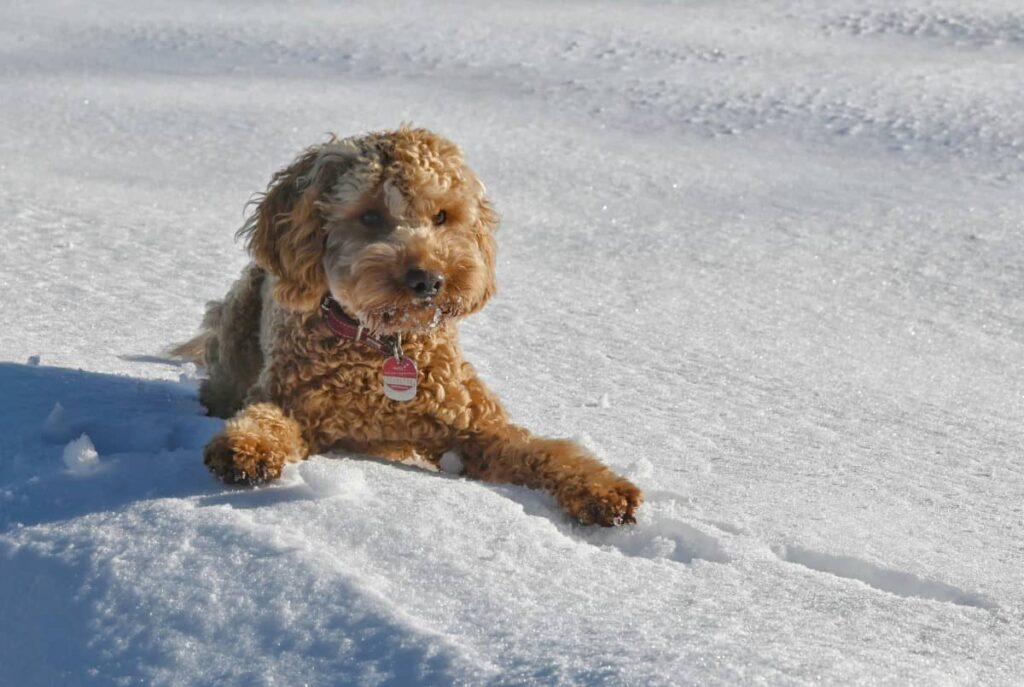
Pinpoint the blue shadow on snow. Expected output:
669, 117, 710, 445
0, 362, 222, 528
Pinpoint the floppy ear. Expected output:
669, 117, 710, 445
238, 144, 352, 311
467, 195, 499, 313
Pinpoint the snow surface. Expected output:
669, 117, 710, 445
2, 0, 1023, 684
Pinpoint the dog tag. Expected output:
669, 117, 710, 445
382, 356, 418, 402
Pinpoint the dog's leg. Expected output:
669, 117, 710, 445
204, 402, 308, 484
458, 422, 642, 527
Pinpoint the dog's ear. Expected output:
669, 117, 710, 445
239, 143, 353, 311
467, 195, 499, 313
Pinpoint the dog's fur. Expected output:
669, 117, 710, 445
173, 126, 641, 526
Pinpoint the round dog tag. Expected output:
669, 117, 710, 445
382, 356, 418, 402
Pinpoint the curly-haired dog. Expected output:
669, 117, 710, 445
173, 126, 641, 526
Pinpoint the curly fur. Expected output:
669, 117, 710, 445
175, 126, 641, 526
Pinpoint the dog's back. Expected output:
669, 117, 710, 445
171, 264, 266, 418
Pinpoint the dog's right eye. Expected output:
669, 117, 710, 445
360, 210, 384, 229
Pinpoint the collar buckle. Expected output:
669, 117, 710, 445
321, 294, 393, 356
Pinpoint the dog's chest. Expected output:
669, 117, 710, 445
296, 337, 473, 433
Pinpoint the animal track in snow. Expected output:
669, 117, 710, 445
774, 544, 996, 610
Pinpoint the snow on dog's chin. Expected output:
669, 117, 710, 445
332, 286, 457, 335
361, 300, 455, 336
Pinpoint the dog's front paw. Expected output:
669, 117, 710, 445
204, 432, 285, 486
563, 474, 643, 527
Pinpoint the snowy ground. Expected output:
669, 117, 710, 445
2, 0, 1023, 684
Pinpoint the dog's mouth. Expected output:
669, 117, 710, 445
354, 299, 463, 336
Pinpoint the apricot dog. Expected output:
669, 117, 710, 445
174, 126, 641, 526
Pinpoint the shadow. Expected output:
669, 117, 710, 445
485, 481, 731, 565
0, 362, 222, 528
118, 353, 189, 367
0, 364, 483, 686
196, 483, 317, 510
0, 362, 456, 526
775, 544, 996, 610
195, 452, 445, 510
2, 362, 718, 556
582, 510, 732, 565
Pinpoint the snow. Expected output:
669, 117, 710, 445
439, 451, 464, 475
2, 0, 1023, 684
61, 434, 100, 475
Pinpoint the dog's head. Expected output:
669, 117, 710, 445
239, 126, 498, 335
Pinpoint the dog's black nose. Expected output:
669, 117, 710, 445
404, 269, 444, 299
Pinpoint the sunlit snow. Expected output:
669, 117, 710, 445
1, 1, 1022, 685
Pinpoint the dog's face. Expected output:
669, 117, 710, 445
240, 127, 497, 334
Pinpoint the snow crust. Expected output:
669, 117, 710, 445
1, 0, 1023, 684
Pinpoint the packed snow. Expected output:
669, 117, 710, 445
1, 0, 1023, 685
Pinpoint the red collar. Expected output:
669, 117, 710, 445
320, 295, 394, 356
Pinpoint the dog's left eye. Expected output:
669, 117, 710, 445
360, 210, 385, 229
432, 210, 447, 226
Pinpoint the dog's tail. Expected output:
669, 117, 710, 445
167, 300, 224, 366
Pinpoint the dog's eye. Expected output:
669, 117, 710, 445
360, 210, 384, 229
432, 210, 447, 226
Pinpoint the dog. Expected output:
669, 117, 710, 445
173, 126, 641, 526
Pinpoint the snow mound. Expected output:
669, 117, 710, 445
438, 450, 464, 474
62, 434, 99, 475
